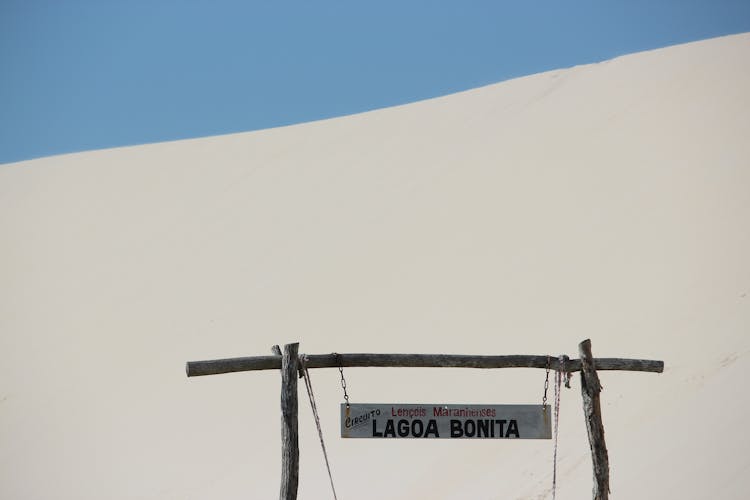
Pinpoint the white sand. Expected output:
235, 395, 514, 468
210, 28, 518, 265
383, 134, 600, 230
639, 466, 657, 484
1, 33, 749, 499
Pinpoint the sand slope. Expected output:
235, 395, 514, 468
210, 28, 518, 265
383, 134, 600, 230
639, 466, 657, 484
1, 33, 749, 499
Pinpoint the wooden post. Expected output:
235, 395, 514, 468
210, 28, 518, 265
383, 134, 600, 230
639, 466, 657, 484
579, 339, 609, 500
279, 343, 299, 500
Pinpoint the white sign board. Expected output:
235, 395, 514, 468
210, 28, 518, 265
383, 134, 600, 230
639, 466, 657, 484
341, 403, 551, 439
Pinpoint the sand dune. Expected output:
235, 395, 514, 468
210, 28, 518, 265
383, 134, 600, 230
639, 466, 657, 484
1, 33, 749, 499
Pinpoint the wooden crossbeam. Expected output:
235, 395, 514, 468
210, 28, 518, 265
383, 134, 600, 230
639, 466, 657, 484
186, 353, 663, 377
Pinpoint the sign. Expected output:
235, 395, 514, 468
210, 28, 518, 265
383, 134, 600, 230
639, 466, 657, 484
341, 403, 551, 439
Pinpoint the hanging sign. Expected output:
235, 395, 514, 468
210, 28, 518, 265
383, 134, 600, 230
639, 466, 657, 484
341, 403, 551, 439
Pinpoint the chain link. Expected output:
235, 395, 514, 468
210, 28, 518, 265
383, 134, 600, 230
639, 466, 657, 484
542, 355, 551, 411
300, 355, 339, 500
334, 353, 350, 407
552, 354, 564, 500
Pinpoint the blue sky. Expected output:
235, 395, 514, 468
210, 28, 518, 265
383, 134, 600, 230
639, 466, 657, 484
1, 0, 749, 164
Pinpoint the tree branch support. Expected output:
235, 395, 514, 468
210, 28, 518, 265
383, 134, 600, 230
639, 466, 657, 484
279, 343, 299, 500
579, 339, 609, 500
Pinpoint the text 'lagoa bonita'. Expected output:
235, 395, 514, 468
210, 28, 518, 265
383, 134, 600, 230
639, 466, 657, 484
340, 404, 551, 439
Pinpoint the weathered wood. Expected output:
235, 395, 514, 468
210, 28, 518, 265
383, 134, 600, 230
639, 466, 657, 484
186, 353, 664, 377
279, 343, 299, 500
189, 343, 663, 498
579, 339, 609, 500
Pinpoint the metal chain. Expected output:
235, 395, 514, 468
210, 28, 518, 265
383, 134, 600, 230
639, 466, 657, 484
299, 355, 339, 500
334, 353, 350, 407
542, 355, 551, 411
552, 354, 564, 500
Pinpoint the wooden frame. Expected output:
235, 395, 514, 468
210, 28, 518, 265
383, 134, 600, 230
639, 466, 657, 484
186, 339, 662, 500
